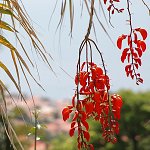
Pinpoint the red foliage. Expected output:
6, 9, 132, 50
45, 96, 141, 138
103, 0, 124, 15
61, 0, 148, 149
117, 28, 148, 85
62, 106, 73, 121
62, 62, 123, 150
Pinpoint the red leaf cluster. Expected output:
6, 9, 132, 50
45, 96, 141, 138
117, 28, 147, 84
104, 0, 124, 15
62, 62, 123, 149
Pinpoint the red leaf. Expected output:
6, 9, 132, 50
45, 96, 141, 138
104, 106, 109, 115
80, 111, 87, 121
89, 82, 94, 93
125, 64, 131, 73
72, 94, 76, 107
81, 120, 89, 130
80, 86, 88, 94
95, 102, 102, 115
139, 28, 147, 40
93, 92, 101, 103
111, 121, 119, 134
78, 100, 83, 111
69, 128, 75, 137
85, 102, 94, 114
128, 36, 131, 46
131, 74, 134, 79
138, 78, 143, 83
71, 121, 76, 128
119, 8, 124, 12
133, 32, 138, 44
104, 0, 107, 4
75, 72, 89, 86
139, 40, 146, 52
135, 63, 138, 69
137, 73, 140, 77
135, 28, 140, 32
91, 68, 97, 80
107, 5, 112, 11
103, 75, 110, 86
81, 62, 86, 71
117, 35, 127, 49
96, 67, 103, 76
62, 107, 73, 121
95, 79, 105, 90
88, 62, 95, 67
135, 48, 142, 57
127, 53, 130, 63
89, 144, 94, 150
121, 48, 129, 63
112, 137, 117, 144
135, 28, 147, 40
75, 74, 79, 85
134, 58, 142, 66
132, 52, 138, 58
80, 72, 89, 86
78, 143, 81, 149
126, 71, 130, 77
114, 95, 122, 108
113, 109, 121, 120
112, 9, 115, 14
128, 70, 133, 78
83, 131, 90, 141
103, 91, 108, 101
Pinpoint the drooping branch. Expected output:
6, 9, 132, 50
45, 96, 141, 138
85, 0, 94, 39
117, 0, 147, 85
62, 1, 124, 149
126, 0, 138, 81
141, 0, 150, 14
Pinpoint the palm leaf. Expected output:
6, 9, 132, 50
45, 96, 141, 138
0, 0, 53, 149
69, 0, 74, 35
0, 34, 16, 50
0, 61, 22, 95
0, 3, 14, 16
10, 50, 20, 86
0, 20, 16, 32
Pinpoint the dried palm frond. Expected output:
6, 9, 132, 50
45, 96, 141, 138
51, 0, 113, 42
0, 0, 53, 148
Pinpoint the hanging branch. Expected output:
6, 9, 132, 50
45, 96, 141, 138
62, 1, 123, 149
103, 0, 124, 26
117, 0, 148, 84
85, 0, 94, 39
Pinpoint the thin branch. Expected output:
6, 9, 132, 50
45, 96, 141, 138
126, 0, 138, 82
141, 0, 150, 14
85, 0, 94, 39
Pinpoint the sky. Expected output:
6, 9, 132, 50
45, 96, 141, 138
1, 0, 150, 100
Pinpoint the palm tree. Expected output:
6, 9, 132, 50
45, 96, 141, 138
0, 0, 52, 149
